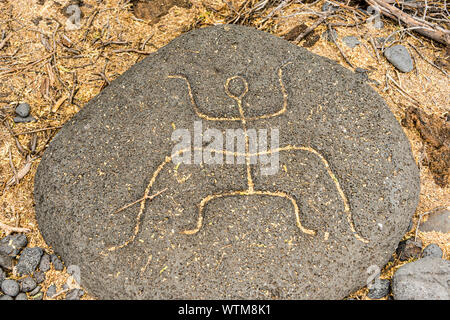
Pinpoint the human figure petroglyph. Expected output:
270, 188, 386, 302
105, 62, 369, 254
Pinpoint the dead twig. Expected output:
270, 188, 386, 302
110, 188, 168, 216
0, 221, 30, 236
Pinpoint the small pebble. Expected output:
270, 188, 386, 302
15, 293, 28, 300
0, 253, 14, 271
51, 254, 64, 271
15, 103, 31, 118
29, 285, 41, 296
39, 253, 51, 272
47, 284, 57, 298
0, 234, 28, 257
0, 268, 5, 284
16, 247, 43, 276
396, 238, 422, 261
33, 271, 46, 284
65, 288, 81, 300
0, 294, 13, 300
368, 279, 390, 299
384, 45, 414, 73
1, 279, 20, 297
422, 244, 443, 259
20, 276, 36, 293
13, 116, 37, 123
342, 36, 360, 49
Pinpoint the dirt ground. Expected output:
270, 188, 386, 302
0, 0, 448, 300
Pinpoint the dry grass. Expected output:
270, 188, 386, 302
0, 0, 448, 300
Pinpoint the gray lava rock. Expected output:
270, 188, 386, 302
0, 234, 28, 257
396, 238, 422, 261
39, 253, 51, 272
29, 285, 41, 296
33, 271, 45, 284
20, 276, 36, 293
0, 294, 13, 300
15, 293, 28, 300
50, 254, 64, 271
13, 116, 37, 123
15, 103, 31, 118
384, 45, 413, 73
342, 36, 360, 49
65, 288, 81, 300
15, 247, 43, 276
34, 25, 420, 299
422, 244, 443, 259
368, 278, 390, 299
1, 279, 20, 297
0, 253, 14, 271
46, 284, 56, 298
419, 209, 449, 233
392, 257, 450, 300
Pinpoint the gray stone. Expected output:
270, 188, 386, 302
29, 285, 41, 296
422, 244, 443, 259
342, 36, 360, 49
13, 116, 36, 123
384, 45, 414, 73
15, 247, 43, 276
39, 253, 51, 272
392, 257, 450, 300
368, 278, 390, 299
65, 289, 81, 300
46, 284, 56, 298
0, 268, 4, 284
0, 294, 13, 300
1, 279, 19, 297
15, 293, 28, 300
374, 20, 384, 30
50, 254, 64, 271
396, 239, 422, 261
34, 25, 420, 299
419, 209, 449, 233
15, 103, 31, 118
33, 271, 45, 284
0, 234, 27, 257
0, 253, 14, 271
20, 276, 36, 293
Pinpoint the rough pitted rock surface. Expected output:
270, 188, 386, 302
392, 257, 450, 300
34, 25, 420, 299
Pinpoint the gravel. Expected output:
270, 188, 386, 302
29, 285, 41, 296
421, 244, 443, 259
384, 45, 414, 73
20, 276, 37, 293
39, 253, 51, 272
1, 279, 20, 297
15, 247, 43, 276
0, 253, 14, 271
46, 284, 57, 298
368, 279, 390, 299
15, 103, 31, 118
0, 234, 28, 257
51, 254, 64, 271
15, 293, 28, 300
33, 270, 46, 284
